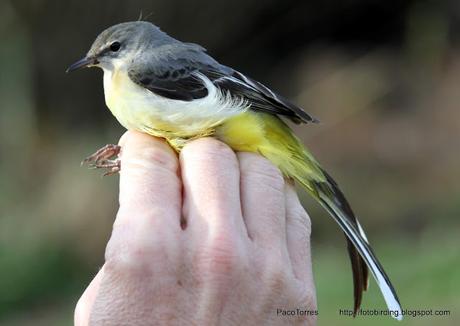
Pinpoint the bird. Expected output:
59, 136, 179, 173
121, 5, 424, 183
67, 21, 402, 319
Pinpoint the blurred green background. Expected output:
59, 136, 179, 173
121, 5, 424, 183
1, 0, 459, 325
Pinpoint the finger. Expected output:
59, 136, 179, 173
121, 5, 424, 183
285, 183, 314, 284
116, 131, 181, 228
74, 266, 105, 326
238, 152, 286, 248
106, 131, 182, 266
180, 138, 245, 235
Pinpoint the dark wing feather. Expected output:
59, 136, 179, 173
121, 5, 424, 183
128, 58, 210, 101
212, 71, 318, 124
128, 43, 317, 124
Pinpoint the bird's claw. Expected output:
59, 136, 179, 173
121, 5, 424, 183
82, 144, 121, 176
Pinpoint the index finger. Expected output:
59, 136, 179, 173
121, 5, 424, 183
106, 131, 182, 262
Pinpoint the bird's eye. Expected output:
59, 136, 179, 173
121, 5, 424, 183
110, 41, 121, 52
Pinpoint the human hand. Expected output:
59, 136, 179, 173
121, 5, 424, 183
75, 131, 317, 325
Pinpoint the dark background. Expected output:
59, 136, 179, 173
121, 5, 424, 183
1, 0, 459, 325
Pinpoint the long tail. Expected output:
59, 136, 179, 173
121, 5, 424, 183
253, 114, 402, 319
299, 168, 402, 319
313, 168, 369, 314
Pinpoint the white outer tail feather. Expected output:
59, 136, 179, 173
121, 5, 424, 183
319, 193, 403, 321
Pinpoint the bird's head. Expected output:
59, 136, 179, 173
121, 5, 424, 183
66, 21, 171, 73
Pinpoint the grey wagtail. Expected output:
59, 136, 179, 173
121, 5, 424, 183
67, 21, 402, 319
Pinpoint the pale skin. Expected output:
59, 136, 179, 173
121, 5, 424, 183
74, 131, 317, 326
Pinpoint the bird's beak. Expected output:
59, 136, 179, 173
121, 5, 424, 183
66, 56, 99, 73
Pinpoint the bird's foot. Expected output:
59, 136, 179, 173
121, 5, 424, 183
90, 159, 121, 176
82, 144, 121, 176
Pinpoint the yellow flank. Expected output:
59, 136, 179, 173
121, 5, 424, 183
215, 111, 266, 152
216, 111, 326, 191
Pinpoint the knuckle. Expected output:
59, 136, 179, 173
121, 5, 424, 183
183, 138, 237, 164
120, 131, 178, 173
136, 144, 178, 172
239, 153, 284, 192
291, 208, 312, 238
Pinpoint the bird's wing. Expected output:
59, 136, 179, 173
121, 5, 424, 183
211, 70, 318, 124
128, 44, 317, 124
127, 43, 211, 101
